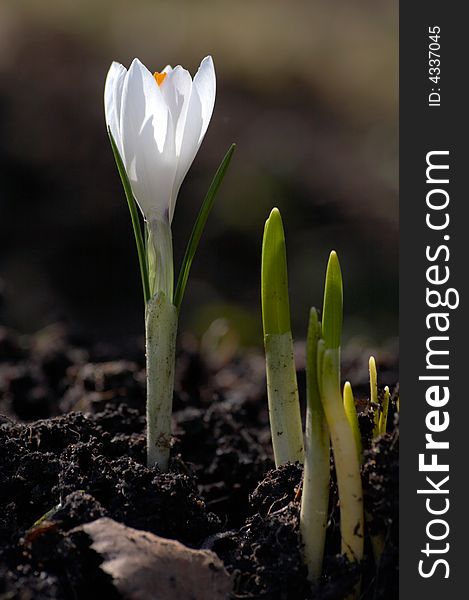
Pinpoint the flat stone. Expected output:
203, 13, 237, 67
80, 517, 232, 600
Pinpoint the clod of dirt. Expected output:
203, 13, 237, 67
249, 462, 303, 517
214, 463, 364, 600
213, 463, 310, 600
81, 517, 232, 600
0, 410, 221, 547
173, 397, 272, 526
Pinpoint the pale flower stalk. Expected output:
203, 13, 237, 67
105, 56, 216, 470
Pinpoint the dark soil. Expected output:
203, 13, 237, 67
0, 324, 398, 599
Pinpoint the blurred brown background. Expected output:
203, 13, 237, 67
0, 0, 397, 348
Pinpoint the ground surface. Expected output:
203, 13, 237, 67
0, 324, 398, 599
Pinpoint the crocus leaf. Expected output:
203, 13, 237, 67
173, 143, 236, 313
306, 307, 322, 411
322, 251, 343, 350
261, 207, 292, 335
108, 128, 151, 304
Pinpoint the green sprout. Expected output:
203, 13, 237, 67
261, 221, 366, 585
321, 251, 343, 362
261, 208, 304, 466
261, 208, 292, 336
369, 356, 380, 438
319, 252, 364, 566
369, 356, 390, 439
343, 381, 362, 462
300, 308, 330, 583
380, 385, 390, 436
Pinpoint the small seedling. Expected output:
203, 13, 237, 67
105, 56, 234, 469
369, 356, 390, 439
261, 208, 304, 466
319, 252, 364, 566
369, 356, 380, 438
300, 308, 330, 582
343, 381, 362, 462
380, 385, 390, 435
261, 210, 365, 588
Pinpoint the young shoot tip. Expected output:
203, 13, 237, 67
379, 385, 390, 436
261, 207, 291, 336
268, 206, 282, 221
343, 380, 362, 462
369, 355, 380, 437
308, 306, 320, 335
322, 251, 343, 351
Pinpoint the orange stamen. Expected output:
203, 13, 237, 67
153, 71, 167, 86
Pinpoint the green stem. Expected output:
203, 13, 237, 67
300, 309, 330, 583
321, 349, 364, 564
145, 291, 178, 470
264, 332, 304, 466
147, 218, 174, 300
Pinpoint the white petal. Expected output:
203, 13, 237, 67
160, 65, 192, 154
169, 56, 216, 221
104, 62, 127, 153
120, 58, 177, 220
121, 58, 170, 152
193, 56, 216, 145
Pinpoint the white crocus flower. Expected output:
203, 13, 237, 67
105, 56, 216, 297
104, 55, 218, 471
